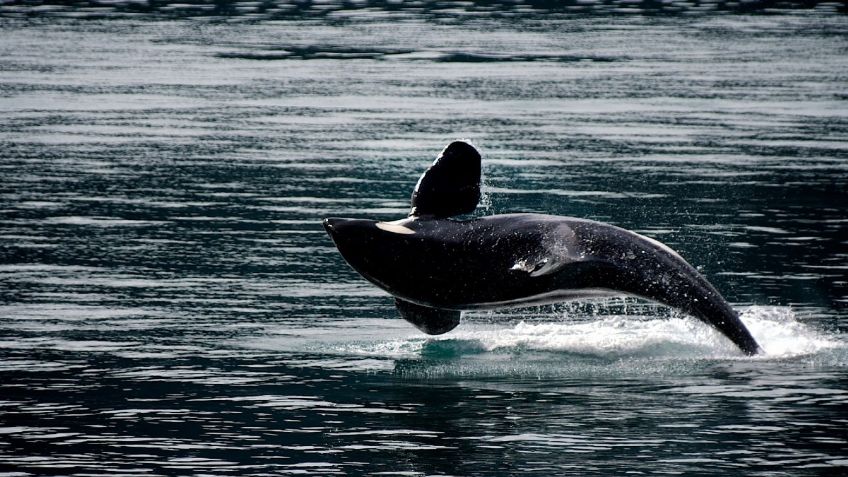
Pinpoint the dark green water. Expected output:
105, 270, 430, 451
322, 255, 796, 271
1, 1, 847, 475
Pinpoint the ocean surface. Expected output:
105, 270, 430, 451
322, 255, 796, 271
1, 1, 847, 475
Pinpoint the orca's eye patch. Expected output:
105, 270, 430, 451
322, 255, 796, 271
376, 222, 415, 235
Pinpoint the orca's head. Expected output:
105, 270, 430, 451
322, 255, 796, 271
324, 217, 391, 282
324, 217, 418, 291
322, 217, 376, 263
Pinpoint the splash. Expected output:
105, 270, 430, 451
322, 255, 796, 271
240, 306, 845, 375
739, 306, 841, 358
323, 305, 844, 366
478, 172, 493, 214
425, 306, 842, 360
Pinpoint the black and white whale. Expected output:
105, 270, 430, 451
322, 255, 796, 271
323, 141, 761, 355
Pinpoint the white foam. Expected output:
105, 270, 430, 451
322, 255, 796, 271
739, 306, 841, 358
433, 316, 731, 358
335, 306, 844, 362
429, 306, 843, 360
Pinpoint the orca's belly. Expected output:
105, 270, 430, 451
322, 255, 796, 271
457, 287, 621, 311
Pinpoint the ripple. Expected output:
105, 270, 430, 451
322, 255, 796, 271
43, 216, 169, 227
1, 8, 846, 477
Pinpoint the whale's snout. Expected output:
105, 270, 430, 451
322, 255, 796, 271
323, 217, 384, 282
322, 217, 376, 247
323, 217, 341, 235
323, 217, 356, 240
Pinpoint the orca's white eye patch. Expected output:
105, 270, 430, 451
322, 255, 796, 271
376, 222, 415, 235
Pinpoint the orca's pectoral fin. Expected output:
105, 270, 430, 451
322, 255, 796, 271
395, 298, 461, 335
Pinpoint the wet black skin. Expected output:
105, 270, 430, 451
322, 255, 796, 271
323, 213, 761, 355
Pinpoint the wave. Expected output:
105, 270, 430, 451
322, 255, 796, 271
2, 1, 843, 20
218, 47, 619, 63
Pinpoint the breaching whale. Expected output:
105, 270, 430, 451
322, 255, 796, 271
323, 141, 761, 355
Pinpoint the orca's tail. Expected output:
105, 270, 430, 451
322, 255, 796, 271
673, 284, 761, 355
585, 226, 762, 355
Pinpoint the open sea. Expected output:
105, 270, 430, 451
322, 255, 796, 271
1, 1, 847, 475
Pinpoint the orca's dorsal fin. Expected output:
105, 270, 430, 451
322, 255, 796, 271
409, 141, 481, 218
395, 298, 461, 335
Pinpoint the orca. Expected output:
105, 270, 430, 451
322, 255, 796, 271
323, 141, 761, 355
